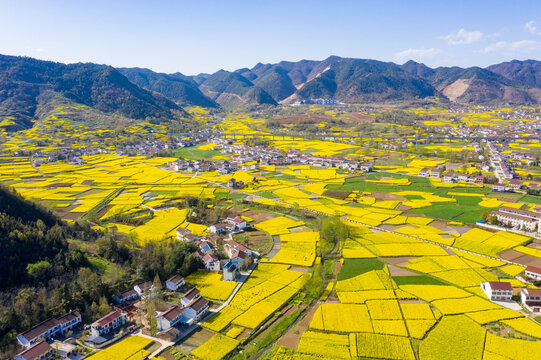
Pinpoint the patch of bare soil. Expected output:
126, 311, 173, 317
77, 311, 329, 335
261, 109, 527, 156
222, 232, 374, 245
388, 265, 419, 277
443, 78, 471, 101
373, 192, 405, 200
245, 209, 276, 222
174, 327, 214, 355
58, 210, 84, 220
277, 304, 317, 349
499, 249, 541, 267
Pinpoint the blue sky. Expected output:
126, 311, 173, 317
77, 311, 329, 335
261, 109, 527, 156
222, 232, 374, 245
0, 0, 540, 75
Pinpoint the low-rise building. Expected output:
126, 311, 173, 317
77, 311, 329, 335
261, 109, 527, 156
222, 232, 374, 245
202, 253, 221, 271
419, 168, 430, 177
157, 306, 185, 331
492, 183, 506, 192
207, 223, 226, 234
114, 289, 139, 304
521, 288, 541, 312
223, 261, 240, 282
430, 168, 441, 178
17, 311, 81, 348
508, 179, 522, 190
443, 173, 456, 183
181, 288, 201, 307
183, 297, 210, 322
15, 341, 53, 360
525, 265, 541, 281
90, 310, 127, 337
134, 281, 154, 297
166, 275, 185, 292
481, 281, 513, 301
457, 173, 469, 182
57, 311, 82, 335
488, 210, 539, 232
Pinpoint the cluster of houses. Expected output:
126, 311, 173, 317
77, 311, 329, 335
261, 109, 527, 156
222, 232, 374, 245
487, 206, 541, 233
15, 311, 82, 360
510, 152, 538, 167
487, 141, 517, 181
168, 139, 373, 174
175, 215, 256, 281
418, 167, 486, 184
15, 276, 212, 359
481, 265, 541, 313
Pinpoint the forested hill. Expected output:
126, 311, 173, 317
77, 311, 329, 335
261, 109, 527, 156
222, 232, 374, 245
0, 54, 187, 131
0, 186, 203, 358
0, 186, 76, 289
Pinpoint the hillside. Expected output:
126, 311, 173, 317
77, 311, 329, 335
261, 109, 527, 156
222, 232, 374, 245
197, 70, 277, 108
118, 67, 217, 107
488, 60, 541, 88
0, 55, 186, 131
2, 54, 541, 121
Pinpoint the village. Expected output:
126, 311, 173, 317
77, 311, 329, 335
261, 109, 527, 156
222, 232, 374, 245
14, 214, 258, 360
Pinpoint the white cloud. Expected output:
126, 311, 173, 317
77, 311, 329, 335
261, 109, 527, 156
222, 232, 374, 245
442, 28, 484, 45
482, 39, 541, 53
525, 20, 541, 35
394, 48, 442, 61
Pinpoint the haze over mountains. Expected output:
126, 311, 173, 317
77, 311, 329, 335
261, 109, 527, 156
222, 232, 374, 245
1, 53, 541, 130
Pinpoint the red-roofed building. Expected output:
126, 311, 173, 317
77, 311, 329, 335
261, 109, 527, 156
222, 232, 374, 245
15, 341, 53, 360
181, 288, 201, 307
90, 310, 127, 337
157, 306, 185, 330
202, 253, 220, 271
525, 266, 541, 281
481, 281, 513, 301
508, 179, 522, 190
521, 288, 541, 312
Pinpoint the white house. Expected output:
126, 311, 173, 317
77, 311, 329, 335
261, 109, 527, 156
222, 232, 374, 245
521, 288, 541, 312
15, 341, 53, 360
176, 227, 200, 242
430, 168, 441, 178
443, 173, 456, 183
134, 281, 155, 297
157, 306, 185, 331
226, 215, 247, 231
223, 261, 240, 282
419, 168, 430, 177
481, 281, 513, 301
492, 183, 506, 192
207, 223, 226, 234
57, 311, 82, 335
224, 240, 254, 258
183, 297, 210, 322
114, 289, 139, 304
90, 310, 127, 337
360, 162, 373, 172
181, 288, 201, 307
525, 266, 541, 281
17, 311, 81, 348
457, 173, 469, 182
166, 274, 185, 291
202, 254, 221, 271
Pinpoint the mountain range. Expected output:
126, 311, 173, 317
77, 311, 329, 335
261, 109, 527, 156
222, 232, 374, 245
1, 54, 541, 130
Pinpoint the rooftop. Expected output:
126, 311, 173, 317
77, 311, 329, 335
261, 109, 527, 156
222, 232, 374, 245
16, 341, 51, 360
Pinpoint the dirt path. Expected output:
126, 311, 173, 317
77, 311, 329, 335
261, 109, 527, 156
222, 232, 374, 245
277, 302, 320, 349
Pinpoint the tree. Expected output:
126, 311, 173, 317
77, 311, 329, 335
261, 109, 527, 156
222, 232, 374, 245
26, 261, 52, 283
153, 274, 163, 301
146, 300, 157, 335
